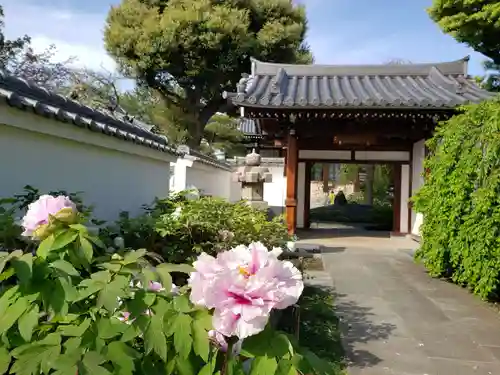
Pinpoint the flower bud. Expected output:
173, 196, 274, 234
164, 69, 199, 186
113, 236, 125, 249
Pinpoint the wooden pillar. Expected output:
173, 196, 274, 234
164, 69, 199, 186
392, 164, 402, 233
304, 161, 312, 229
285, 129, 298, 235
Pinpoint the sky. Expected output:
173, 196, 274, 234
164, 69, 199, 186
1, 0, 488, 81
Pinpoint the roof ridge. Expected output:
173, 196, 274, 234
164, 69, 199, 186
249, 56, 469, 77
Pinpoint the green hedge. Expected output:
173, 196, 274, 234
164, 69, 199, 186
413, 97, 500, 300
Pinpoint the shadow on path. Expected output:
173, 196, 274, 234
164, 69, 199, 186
297, 227, 390, 241
334, 291, 397, 369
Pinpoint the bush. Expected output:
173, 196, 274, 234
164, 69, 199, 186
413, 97, 500, 300
103, 194, 289, 265
0, 194, 338, 375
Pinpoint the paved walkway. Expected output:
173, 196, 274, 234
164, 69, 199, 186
299, 227, 500, 375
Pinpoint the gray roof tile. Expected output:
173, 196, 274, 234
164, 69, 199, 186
224, 57, 495, 109
177, 145, 232, 171
237, 117, 261, 137
0, 70, 179, 155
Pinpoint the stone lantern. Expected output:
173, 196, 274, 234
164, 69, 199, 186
233, 149, 272, 210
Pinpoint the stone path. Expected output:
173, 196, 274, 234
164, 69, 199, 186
300, 229, 500, 375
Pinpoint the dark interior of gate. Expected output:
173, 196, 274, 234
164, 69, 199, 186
224, 56, 494, 235
306, 163, 394, 231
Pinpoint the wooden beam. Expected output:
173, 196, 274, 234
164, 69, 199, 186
298, 137, 413, 151
285, 129, 299, 235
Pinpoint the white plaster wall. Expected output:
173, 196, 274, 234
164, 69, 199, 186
400, 164, 410, 233
355, 150, 410, 162
0, 115, 175, 222
184, 164, 229, 198
297, 162, 306, 228
170, 159, 241, 202
411, 139, 426, 235
299, 150, 351, 160
263, 166, 286, 215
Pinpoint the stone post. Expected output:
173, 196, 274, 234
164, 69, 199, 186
233, 149, 272, 210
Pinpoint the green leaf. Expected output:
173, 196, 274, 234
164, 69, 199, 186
269, 333, 294, 358
241, 326, 274, 357
105, 341, 138, 375
51, 231, 78, 250
58, 277, 78, 302
159, 263, 194, 274
48, 279, 69, 316
50, 260, 79, 277
59, 318, 91, 337
63, 337, 82, 351
145, 313, 167, 361
52, 346, 80, 373
11, 334, 61, 375
0, 296, 30, 336
96, 275, 129, 312
192, 318, 210, 361
18, 305, 39, 342
0, 347, 11, 374
12, 253, 33, 284
120, 324, 141, 343
173, 295, 193, 313
0, 267, 15, 282
249, 356, 278, 375
97, 318, 125, 340
99, 262, 122, 273
37, 234, 55, 259
69, 224, 88, 232
198, 364, 214, 375
82, 351, 111, 375
0, 250, 23, 277
199, 349, 218, 375
85, 234, 106, 249
302, 349, 336, 375
0, 286, 19, 316
155, 265, 172, 295
174, 313, 193, 359
0, 252, 12, 274
175, 355, 196, 375
79, 235, 94, 264
123, 249, 147, 265
275, 359, 296, 375
193, 310, 213, 331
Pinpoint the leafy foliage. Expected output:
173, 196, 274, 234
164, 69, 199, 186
204, 114, 246, 157
428, 0, 500, 65
0, 192, 339, 374
413, 97, 500, 300
103, 194, 289, 266
0, 222, 218, 374
476, 60, 500, 93
104, 0, 312, 146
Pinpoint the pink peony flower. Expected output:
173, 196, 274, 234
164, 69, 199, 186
116, 311, 135, 324
188, 242, 304, 339
149, 281, 165, 292
21, 195, 77, 238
